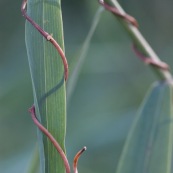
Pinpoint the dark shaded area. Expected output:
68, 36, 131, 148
0, 0, 173, 172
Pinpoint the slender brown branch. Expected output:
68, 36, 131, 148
132, 44, 169, 70
29, 105, 71, 173
99, 0, 138, 27
99, 0, 173, 83
100, 0, 169, 71
73, 147, 87, 173
21, 0, 68, 81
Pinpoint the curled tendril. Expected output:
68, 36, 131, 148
21, 0, 68, 81
99, 0, 138, 27
29, 106, 87, 173
132, 44, 169, 70
99, 0, 169, 72
73, 147, 87, 173
29, 105, 71, 173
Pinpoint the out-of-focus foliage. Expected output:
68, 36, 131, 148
0, 0, 173, 173
116, 82, 173, 173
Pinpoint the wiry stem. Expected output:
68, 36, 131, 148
29, 105, 87, 173
29, 105, 71, 173
99, 0, 173, 84
21, 0, 68, 81
73, 147, 87, 173
132, 44, 169, 70
99, 0, 138, 27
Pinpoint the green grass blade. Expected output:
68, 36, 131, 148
116, 82, 173, 173
25, 7, 103, 172
67, 7, 103, 104
25, 0, 66, 173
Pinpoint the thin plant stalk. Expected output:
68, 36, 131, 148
73, 147, 87, 173
103, 0, 173, 84
67, 7, 104, 104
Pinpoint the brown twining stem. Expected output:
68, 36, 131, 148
132, 44, 169, 70
99, 0, 138, 27
21, 0, 68, 81
29, 105, 71, 173
29, 105, 86, 173
73, 147, 87, 173
99, 0, 169, 72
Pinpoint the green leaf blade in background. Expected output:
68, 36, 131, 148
67, 6, 103, 104
116, 82, 173, 173
25, 6, 103, 173
25, 0, 66, 173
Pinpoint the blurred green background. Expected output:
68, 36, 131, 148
0, 0, 173, 172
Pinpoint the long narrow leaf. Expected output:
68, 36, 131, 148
25, 6, 103, 173
67, 7, 103, 104
25, 0, 66, 173
116, 82, 173, 173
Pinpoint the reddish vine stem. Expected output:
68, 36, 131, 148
99, 0, 170, 72
29, 105, 86, 173
29, 105, 71, 173
73, 147, 87, 173
132, 44, 169, 70
99, 0, 138, 27
21, 0, 68, 81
